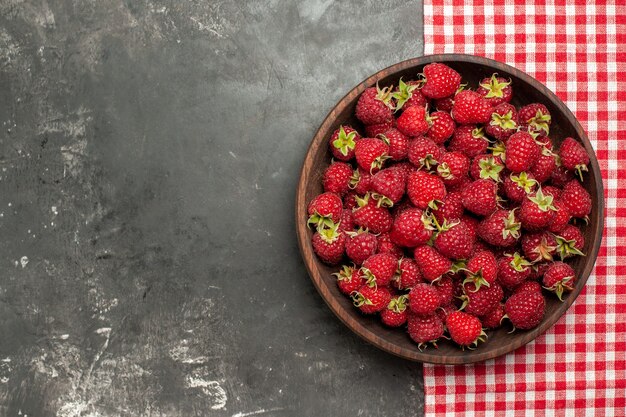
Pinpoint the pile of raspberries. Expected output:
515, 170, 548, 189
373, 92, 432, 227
307, 62, 592, 350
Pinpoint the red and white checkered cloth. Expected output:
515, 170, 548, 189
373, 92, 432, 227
423, 1, 626, 416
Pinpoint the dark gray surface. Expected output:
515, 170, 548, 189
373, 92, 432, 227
0, 1, 425, 415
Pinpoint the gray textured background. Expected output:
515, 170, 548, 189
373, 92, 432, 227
0, 1, 425, 415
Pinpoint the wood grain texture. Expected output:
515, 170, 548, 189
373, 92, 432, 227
295, 54, 605, 364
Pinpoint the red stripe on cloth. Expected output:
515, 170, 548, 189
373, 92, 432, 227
423, 1, 626, 416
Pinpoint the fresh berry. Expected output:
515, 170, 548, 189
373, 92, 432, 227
464, 250, 498, 290
397, 105, 430, 137
343, 192, 359, 210
547, 200, 571, 234
350, 167, 373, 196
371, 167, 406, 207
555, 224, 585, 259
354, 138, 390, 173
323, 161, 353, 195
433, 218, 474, 260
559, 137, 590, 180
485, 103, 517, 142
519, 188, 557, 231
307, 192, 343, 229
521, 231, 558, 262
407, 313, 444, 348
393, 257, 422, 290
438, 151, 470, 186
470, 154, 504, 182
461, 281, 503, 316
432, 191, 465, 223
434, 94, 456, 112
409, 283, 441, 315
420, 63, 462, 99
471, 239, 490, 256
376, 232, 404, 258
505, 291, 545, 329
436, 303, 458, 323
497, 252, 532, 289
338, 209, 355, 232
477, 74, 513, 106
461, 179, 498, 217
427, 111, 456, 144
365, 119, 395, 138
518, 103, 551, 137
352, 285, 392, 314
379, 128, 409, 161
542, 262, 576, 301
448, 125, 489, 158
451, 90, 493, 125
542, 185, 562, 200
413, 245, 452, 282
352, 193, 393, 233
446, 174, 472, 193
407, 170, 447, 210
334, 265, 365, 295
446, 311, 486, 348
390, 207, 433, 247
407, 136, 443, 169
502, 172, 538, 203
381, 295, 409, 327
560, 180, 592, 219
311, 223, 346, 264
481, 304, 505, 329
505, 131, 540, 173
355, 85, 394, 125
527, 262, 552, 282
361, 252, 398, 287
530, 139, 557, 183
550, 165, 575, 187
515, 280, 543, 295
392, 161, 417, 181
329, 125, 361, 161
434, 275, 456, 306
345, 229, 378, 265
461, 215, 479, 242
477, 209, 521, 247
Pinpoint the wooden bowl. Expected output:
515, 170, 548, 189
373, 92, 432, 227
295, 54, 604, 364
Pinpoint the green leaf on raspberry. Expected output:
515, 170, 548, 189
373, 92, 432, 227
388, 294, 408, 313
528, 188, 556, 212
510, 171, 538, 193
332, 125, 357, 157
529, 110, 551, 135
479, 157, 504, 181
462, 271, 490, 292
575, 163, 589, 182
543, 276, 574, 301
555, 235, 586, 259
318, 222, 341, 243
437, 162, 452, 179
502, 210, 522, 240
509, 252, 531, 272
332, 265, 356, 282
370, 154, 391, 174
391, 78, 419, 112
375, 83, 395, 109
371, 192, 394, 208
490, 110, 517, 130
488, 140, 506, 162
480, 73, 511, 99
351, 291, 374, 307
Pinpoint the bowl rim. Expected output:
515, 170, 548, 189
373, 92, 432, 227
295, 53, 605, 364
